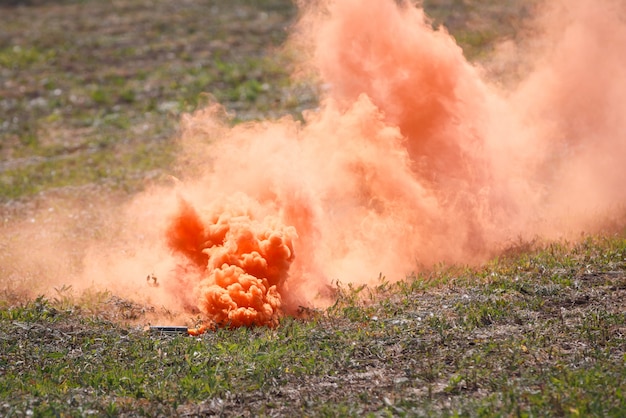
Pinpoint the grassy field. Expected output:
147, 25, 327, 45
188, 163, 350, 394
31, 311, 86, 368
1, 0, 625, 416
1, 238, 624, 416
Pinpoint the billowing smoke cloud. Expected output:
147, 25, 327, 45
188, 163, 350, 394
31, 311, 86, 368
2, 0, 625, 328
166, 196, 295, 327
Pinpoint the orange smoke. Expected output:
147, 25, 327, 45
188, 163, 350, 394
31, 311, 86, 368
155, 0, 626, 327
166, 197, 296, 327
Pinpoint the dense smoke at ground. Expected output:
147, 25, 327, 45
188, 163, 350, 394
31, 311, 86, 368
2, 0, 625, 327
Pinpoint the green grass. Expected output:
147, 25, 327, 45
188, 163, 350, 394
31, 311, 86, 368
0, 0, 303, 202
0, 138, 175, 199
0, 237, 624, 416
